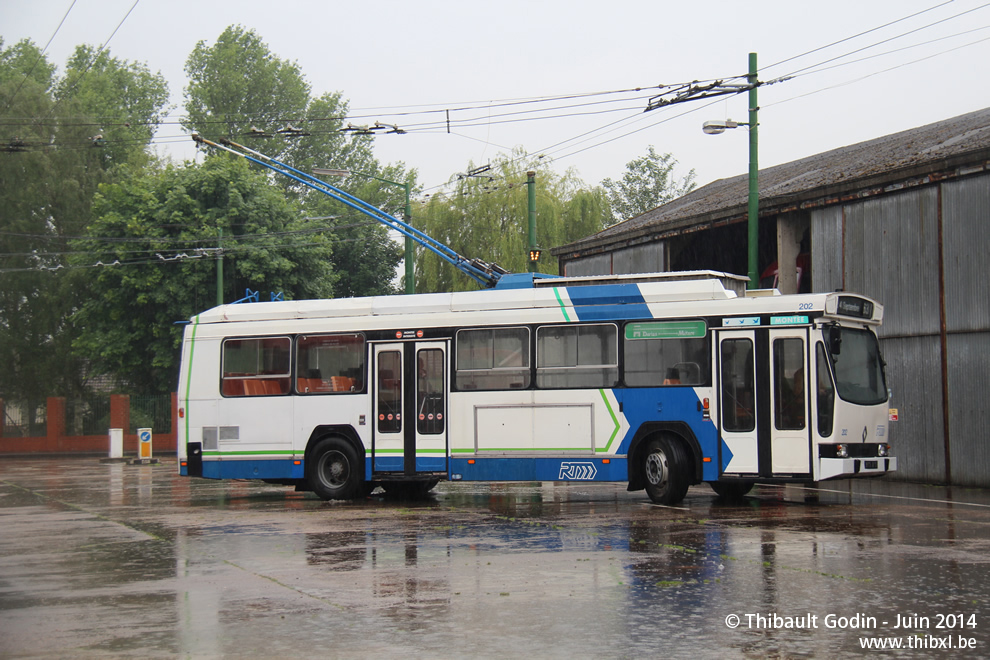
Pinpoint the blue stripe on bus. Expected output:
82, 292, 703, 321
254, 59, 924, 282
612, 387, 721, 482
720, 437, 734, 473
566, 284, 653, 322
370, 457, 447, 474
450, 457, 628, 482
201, 458, 304, 480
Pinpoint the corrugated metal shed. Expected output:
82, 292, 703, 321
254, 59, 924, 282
552, 108, 990, 488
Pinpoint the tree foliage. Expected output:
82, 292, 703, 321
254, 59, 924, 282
0, 38, 169, 404
72, 156, 337, 393
183, 25, 407, 298
601, 145, 696, 221
415, 150, 612, 292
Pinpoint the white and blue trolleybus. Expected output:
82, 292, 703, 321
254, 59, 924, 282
177, 270, 895, 504
177, 136, 894, 504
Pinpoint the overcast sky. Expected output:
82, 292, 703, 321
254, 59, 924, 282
3, 0, 989, 198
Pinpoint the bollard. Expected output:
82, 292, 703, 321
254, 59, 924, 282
108, 428, 123, 459
138, 428, 153, 459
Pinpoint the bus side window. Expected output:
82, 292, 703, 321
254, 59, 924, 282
221, 337, 291, 396
536, 324, 618, 389
295, 334, 366, 394
455, 327, 530, 391
624, 334, 708, 387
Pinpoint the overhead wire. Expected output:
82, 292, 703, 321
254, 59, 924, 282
3, 0, 987, 211
40, 0, 141, 124
761, 0, 956, 71
1, 0, 77, 112
769, 1, 990, 81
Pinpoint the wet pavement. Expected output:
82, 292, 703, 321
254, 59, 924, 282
1, 457, 988, 659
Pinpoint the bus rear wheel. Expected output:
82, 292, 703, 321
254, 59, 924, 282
643, 436, 690, 505
308, 437, 362, 501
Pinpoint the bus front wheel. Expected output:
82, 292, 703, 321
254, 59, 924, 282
308, 437, 362, 501
643, 436, 690, 505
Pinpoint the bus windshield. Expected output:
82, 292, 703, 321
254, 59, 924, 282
828, 327, 887, 405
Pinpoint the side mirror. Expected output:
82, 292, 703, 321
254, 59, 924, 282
829, 327, 842, 356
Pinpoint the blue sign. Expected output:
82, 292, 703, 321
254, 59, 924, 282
723, 316, 760, 327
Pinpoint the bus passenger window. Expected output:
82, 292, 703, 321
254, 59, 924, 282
295, 334, 366, 394
720, 339, 755, 432
455, 327, 530, 391
536, 324, 618, 389
221, 337, 291, 396
624, 321, 708, 387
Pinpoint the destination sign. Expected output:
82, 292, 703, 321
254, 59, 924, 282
625, 321, 707, 340
837, 296, 874, 319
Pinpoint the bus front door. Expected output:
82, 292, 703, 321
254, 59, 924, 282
372, 341, 449, 478
767, 328, 811, 476
716, 328, 813, 479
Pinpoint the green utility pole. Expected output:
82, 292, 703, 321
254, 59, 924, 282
526, 170, 539, 273
312, 168, 414, 294
401, 180, 413, 294
747, 52, 759, 290
216, 227, 224, 306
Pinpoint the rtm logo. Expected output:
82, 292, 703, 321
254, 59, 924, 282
559, 462, 598, 480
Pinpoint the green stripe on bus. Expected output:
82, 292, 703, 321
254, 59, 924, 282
183, 315, 200, 447
596, 389, 621, 453
553, 288, 572, 322
202, 450, 297, 457
374, 448, 446, 454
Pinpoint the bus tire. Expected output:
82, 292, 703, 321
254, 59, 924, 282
709, 481, 754, 500
307, 436, 362, 501
643, 435, 690, 505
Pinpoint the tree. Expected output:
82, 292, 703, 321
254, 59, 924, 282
184, 25, 311, 165
183, 26, 410, 298
415, 150, 612, 292
0, 38, 169, 406
71, 156, 337, 393
56, 44, 170, 169
601, 145, 696, 221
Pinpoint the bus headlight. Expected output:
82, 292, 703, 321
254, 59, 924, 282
836, 444, 849, 458
878, 443, 889, 457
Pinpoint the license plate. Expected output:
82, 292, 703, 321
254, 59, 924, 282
865, 460, 878, 469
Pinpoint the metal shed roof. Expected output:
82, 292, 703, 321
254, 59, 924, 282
554, 107, 990, 257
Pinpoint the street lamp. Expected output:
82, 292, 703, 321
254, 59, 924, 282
703, 52, 759, 290
313, 168, 414, 294
526, 170, 539, 273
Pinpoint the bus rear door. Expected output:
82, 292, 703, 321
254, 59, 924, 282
372, 341, 449, 478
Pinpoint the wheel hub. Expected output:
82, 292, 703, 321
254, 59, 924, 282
646, 450, 669, 488
321, 451, 348, 487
